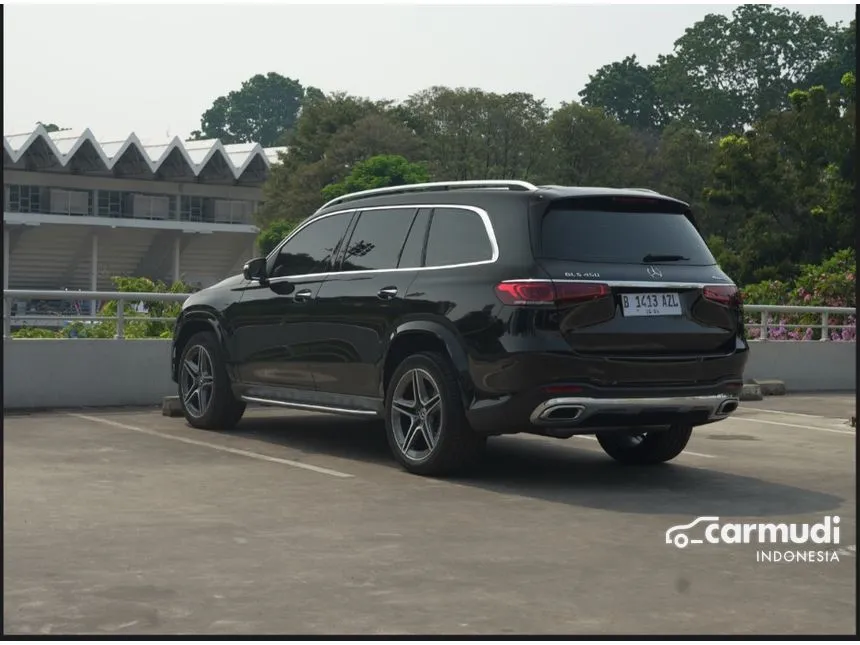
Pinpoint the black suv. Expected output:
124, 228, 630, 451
171, 180, 748, 476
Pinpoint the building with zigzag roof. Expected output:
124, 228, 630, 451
3, 124, 287, 303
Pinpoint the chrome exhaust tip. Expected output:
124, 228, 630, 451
715, 398, 740, 417
539, 404, 586, 423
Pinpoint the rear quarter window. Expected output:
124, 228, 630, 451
539, 206, 716, 266
425, 207, 494, 267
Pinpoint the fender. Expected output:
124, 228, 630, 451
384, 319, 475, 400
171, 308, 230, 382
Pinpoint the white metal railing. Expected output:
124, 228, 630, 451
742, 304, 856, 342
3, 289, 190, 339
3, 290, 856, 342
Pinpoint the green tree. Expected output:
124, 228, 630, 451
257, 95, 417, 226
321, 154, 430, 201
703, 77, 855, 284
544, 102, 647, 187
401, 87, 549, 181
190, 72, 315, 146
257, 220, 296, 256
37, 122, 68, 133
283, 92, 391, 165
803, 20, 857, 94
323, 113, 426, 170
647, 123, 717, 225
657, 4, 840, 134
579, 55, 666, 132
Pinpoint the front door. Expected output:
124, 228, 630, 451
230, 210, 356, 394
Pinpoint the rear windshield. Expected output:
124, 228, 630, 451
539, 209, 717, 266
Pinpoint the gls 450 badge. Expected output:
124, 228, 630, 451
564, 272, 600, 278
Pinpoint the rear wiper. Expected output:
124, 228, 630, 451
642, 254, 690, 262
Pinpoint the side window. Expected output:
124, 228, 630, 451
398, 208, 431, 268
270, 211, 353, 278
425, 207, 494, 267
340, 208, 418, 272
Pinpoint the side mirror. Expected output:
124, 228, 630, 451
243, 257, 268, 283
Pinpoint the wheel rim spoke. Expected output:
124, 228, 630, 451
424, 394, 441, 416
183, 386, 198, 407
183, 358, 199, 377
392, 398, 417, 418
419, 423, 437, 450
401, 420, 422, 453
198, 385, 209, 415
412, 370, 427, 405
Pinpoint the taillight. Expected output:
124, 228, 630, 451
702, 285, 740, 306
556, 282, 610, 302
495, 281, 610, 306
494, 281, 555, 305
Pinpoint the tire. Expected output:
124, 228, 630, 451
177, 331, 246, 430
384, 351, 486, 476
595, 424, 693, 465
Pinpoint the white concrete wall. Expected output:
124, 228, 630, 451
2, 339, 855, 411
4, 339, 174, 410
743, 341, 856, 392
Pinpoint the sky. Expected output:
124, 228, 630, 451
3, 2, 856, 143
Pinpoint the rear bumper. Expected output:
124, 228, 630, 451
529, 394, 739, 428
465, 382, 743, 436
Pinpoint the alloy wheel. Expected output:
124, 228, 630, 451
180, 345, 215, 418
390, 368, 443, 462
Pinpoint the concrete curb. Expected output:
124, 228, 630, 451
162, 396, 183, 417
740, 384, 764, 401
751, 379, 787, 396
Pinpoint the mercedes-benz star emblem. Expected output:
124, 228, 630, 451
646, 266, 663, 279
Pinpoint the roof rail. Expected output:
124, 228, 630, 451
627, 187, 660, 194
316, 180, 539, 212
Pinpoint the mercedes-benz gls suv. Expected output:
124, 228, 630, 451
171, 180, 748, 476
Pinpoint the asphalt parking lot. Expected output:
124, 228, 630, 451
3, 394, 856, 635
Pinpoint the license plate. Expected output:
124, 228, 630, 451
621, 292, 682, 317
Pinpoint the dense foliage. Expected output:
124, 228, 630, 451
190, 73, 323, 146
11, 277, 193, 340
22, 8, 849, 340
233, 7, 854, 294
741, 249, 855, 341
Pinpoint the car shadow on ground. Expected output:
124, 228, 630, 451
229, 410, 845, 518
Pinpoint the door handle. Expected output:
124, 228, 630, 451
294, 289, 314, 303
378, 286, 398, 300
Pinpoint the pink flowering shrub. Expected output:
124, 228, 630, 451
740, 249, 855, 341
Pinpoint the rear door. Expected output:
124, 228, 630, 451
532, 195, 741, 356
310, 207, 427, 399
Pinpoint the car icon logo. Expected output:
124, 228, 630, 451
665, 516, 720, 548
646, 266, 663, 279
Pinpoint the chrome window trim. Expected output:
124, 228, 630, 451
500, 279, 736, 289
262, 203, 498, 284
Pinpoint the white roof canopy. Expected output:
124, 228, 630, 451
4, 124, 288, 185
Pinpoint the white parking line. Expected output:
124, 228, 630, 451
574, 435, 716, 459
739, 407, 847, 421
730, 416, 855, 436
70, 414, 355, 479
